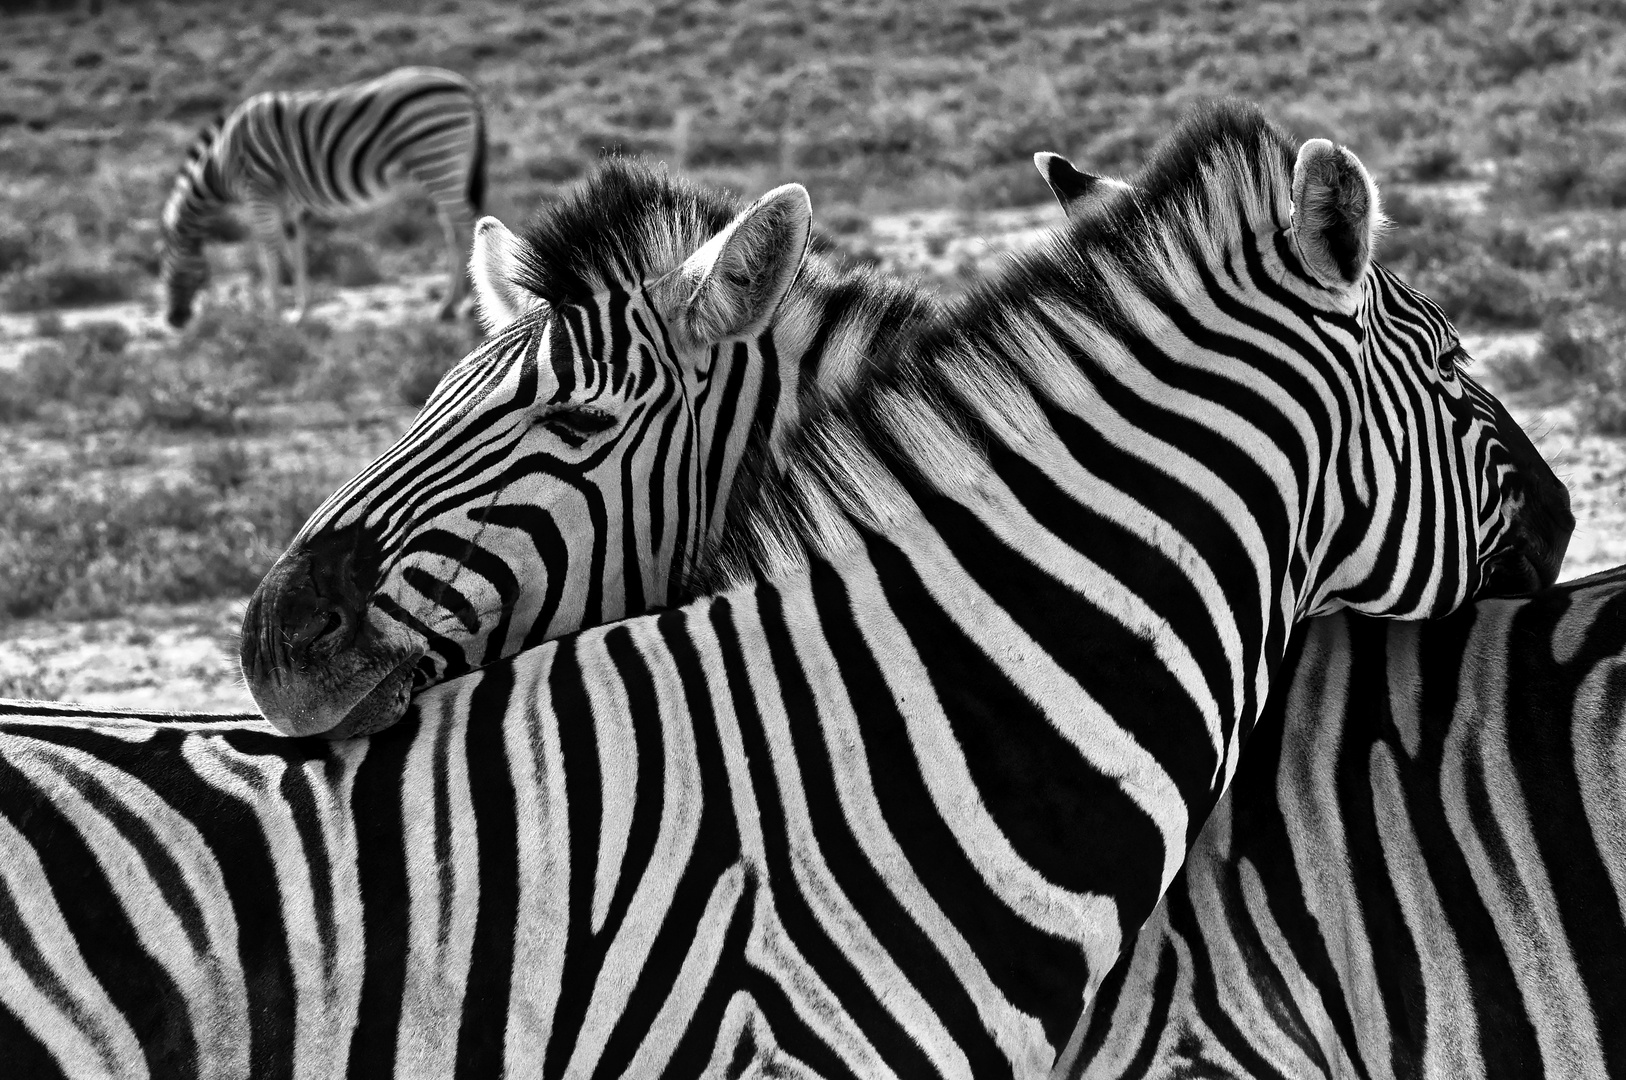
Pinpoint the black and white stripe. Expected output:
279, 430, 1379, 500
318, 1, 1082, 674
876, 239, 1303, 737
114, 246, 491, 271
2, 103, 1567, 1077
158, 65, 486, 327
1067, 563, 1626, 1080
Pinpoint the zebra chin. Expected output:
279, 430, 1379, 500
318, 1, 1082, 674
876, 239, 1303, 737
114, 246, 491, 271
244, 642, 426, 739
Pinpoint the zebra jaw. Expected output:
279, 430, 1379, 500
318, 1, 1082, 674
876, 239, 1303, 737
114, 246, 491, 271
247, 637, 424, 739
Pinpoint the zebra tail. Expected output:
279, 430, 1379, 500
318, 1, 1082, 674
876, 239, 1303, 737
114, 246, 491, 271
467, 98, 488, 215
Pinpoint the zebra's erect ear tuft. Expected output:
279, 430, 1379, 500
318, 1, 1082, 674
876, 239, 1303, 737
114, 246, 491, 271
1033, 151, 1133, 220
1289, 139, 1384, 289
656, 183, 812, 354
470, 216, 545, 332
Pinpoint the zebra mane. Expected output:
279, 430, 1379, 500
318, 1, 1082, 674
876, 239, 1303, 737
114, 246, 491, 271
160, 114, 232, 245
690, 100, 1303, 591
511, 156, 741, 307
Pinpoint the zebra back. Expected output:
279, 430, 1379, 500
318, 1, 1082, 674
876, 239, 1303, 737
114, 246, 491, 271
1067, 563, 1626, 1079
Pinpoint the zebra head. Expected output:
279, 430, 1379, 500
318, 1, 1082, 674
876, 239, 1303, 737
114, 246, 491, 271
240, 164, 816, 738
159, 240, 210, 329
1031, 139, 1570, 618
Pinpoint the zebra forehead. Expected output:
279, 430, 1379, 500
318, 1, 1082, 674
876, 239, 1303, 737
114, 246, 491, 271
511, 156, 740, 309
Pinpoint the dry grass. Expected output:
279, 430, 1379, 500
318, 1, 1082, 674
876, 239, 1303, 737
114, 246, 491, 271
0, 305, 472, 618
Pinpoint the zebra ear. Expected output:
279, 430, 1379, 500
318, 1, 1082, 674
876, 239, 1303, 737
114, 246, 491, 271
1289, 139, 1384, 289
1033, 151, 1133, 219
470, 216, 544, 332
657, 183, 812, 353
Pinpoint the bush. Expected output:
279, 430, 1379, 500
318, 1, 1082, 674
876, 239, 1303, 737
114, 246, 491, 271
1533, 311, 1617, 381
0, 222, 33, 276
1377, 189, 1470, 270
1416, 252, 1544, 326
1580, 370, 1626, 435
369, 194, 440, 249
0, 461, 338, 619
135, 308, 315, 429
0, 320, 136, 421
306, 232, 384, 287
1, 256, 135, 311
390, 320, 482, 406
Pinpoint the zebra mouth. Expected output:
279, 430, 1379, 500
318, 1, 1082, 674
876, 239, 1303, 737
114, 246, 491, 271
1479, 548, 1549, 598
319, 656, 419, 740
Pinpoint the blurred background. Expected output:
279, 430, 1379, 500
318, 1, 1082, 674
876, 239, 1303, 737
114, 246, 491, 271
0, 0, 1622, 708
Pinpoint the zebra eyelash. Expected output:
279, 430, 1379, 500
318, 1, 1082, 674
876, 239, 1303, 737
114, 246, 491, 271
1438, 341, 1470, 374
538, 406, 617, 447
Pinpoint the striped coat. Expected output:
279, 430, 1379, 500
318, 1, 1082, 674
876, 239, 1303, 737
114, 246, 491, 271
1068, 564, 1626, 1080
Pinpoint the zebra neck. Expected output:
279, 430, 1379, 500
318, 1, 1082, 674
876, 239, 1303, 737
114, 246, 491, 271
691, 263, 943, 587
163, 144, 234, 246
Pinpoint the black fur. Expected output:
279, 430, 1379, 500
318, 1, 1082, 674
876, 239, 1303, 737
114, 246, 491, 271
513, 157, 739, 308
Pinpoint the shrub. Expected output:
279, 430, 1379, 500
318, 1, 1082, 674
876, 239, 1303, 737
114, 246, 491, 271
1416, 252, 1543, 326
1377, 189, 1470, 270
1397, 138, 1465, 182
1533, 310, 1616, 381
0, 256, 135, 312
0, 320, 136, 420
0, 222, 33, 276
389, 320, 481, 406
1580, 368, 1626, 435
186, 307, 313, 389
135, 308, 315, 428
369, 194, 440, 249
1558, 238, 1626, 305
0, 459, 340, 619
306, 232, 385, 287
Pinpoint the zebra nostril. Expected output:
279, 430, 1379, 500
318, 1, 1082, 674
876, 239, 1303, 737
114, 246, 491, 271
288, 602, 351, 655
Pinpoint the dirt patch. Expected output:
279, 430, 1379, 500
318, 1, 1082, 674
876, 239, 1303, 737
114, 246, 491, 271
0, 597, 250, 711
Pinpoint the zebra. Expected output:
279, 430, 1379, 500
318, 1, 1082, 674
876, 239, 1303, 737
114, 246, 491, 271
1062, 563, 1626, 1080
228, 101, 1581, 1071
238, 157, 938, 738
6, 568, 1611, 1080
158, 66, 486, 328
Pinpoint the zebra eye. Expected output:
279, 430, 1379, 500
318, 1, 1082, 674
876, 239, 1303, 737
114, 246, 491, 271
540, 407, 616, 446
1437, 343, 1467, 378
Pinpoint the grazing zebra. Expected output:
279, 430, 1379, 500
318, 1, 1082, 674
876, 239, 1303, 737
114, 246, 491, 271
1063, 563, 1626, 1080
216, 101, 1587, 1071
239, 158, 937, 738
158, 66, 486, 328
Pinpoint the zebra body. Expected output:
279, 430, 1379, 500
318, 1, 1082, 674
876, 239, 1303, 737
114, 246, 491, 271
52, 101, 1554, 1077
1066, 565, 1626, 1080
159, 66, 486, 327
3, 562, 1602, 1078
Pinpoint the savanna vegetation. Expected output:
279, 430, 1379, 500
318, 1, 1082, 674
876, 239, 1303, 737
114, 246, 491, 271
0, 0, 1623, 623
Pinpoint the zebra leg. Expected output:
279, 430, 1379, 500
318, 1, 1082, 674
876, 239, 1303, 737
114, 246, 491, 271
288, 212, 311, 324
434, 203, 472, 321
244, 200, 286, 317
